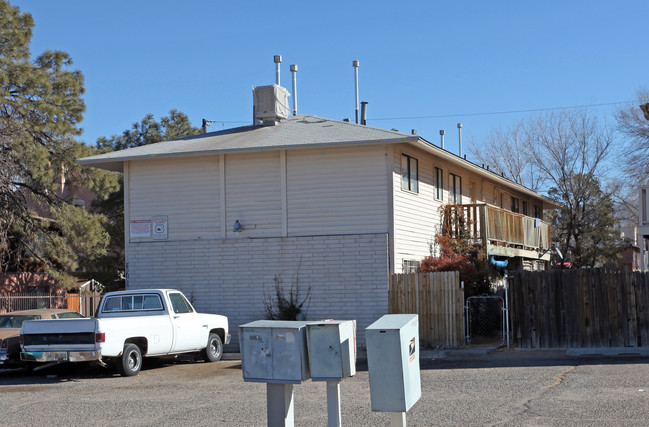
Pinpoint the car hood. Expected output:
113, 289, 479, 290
0, 329, 19, 340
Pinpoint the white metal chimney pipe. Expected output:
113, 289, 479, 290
457, 123, 463, 157
440, 130, 445, 149
290, 64, 298, 116
360, 101, 368, 125
353, 60, 360, 124
274, 55, 282, 86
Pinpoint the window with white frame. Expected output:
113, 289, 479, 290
402, 259, 420, 273
401, 154, 419, 193
449, 173, 462, 204
435, 167, 443, 200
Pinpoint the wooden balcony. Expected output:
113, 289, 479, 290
443, 204, 552, 261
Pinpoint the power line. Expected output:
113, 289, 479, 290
205, 100, 634, 126
367, 100, 633, 122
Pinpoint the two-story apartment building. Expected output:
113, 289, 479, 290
79, 85, 559, 347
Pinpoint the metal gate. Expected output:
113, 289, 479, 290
465, 295, 507, 346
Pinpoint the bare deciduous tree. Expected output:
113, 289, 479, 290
472, 109, 617, 265
525, 110, 613, 193
616, 89, 649, 183
470, 121, 544, 192
473, 109, 613, 195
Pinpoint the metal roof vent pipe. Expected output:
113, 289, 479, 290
353, 60, 360, 124
360, 101, 368, 125
290, 64, 298, 116
440, 130, 445, 149
457, 123, 463, 157
274, 55, 282, 86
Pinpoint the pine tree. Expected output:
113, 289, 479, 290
0, 1, 119, 287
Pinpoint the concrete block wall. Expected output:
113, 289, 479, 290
126, 233, 389, 350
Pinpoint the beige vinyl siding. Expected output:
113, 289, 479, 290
128, 156, 220, 240
482, 180, 498, 206
286, 145, 389, 236
392, 145, 442, 272
225, 151, 282, 238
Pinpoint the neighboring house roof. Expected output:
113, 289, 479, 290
78, 114, 560, 209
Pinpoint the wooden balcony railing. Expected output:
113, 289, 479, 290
443, 204, 551, 261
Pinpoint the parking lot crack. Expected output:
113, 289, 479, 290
488, 365, 577, 426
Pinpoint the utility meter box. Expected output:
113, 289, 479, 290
365, 314, 421, 412
239, 320, 310, 384
306, 320, 356, 381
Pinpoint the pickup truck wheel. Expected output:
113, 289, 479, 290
119, 344, 142, 376
202, 333, 223, 362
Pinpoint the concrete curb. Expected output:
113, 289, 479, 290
222, 346, 649, 362
565, 347, 649, 356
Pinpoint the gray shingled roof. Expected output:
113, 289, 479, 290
78, 115, 418, 171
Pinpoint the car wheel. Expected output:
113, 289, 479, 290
119, 343, 142, 377
202, 333, 223, 362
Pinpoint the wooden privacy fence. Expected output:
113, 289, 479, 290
508, 269, 649, 349
389, 271, 464, 348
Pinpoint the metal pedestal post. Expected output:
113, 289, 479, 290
267, 383, 294, 427
390, 412, 406, 427
326, 381, 342, 427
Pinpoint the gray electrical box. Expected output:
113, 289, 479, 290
239, 320, 310, 384
306, 320, 356, 381
366, 314, 421, 412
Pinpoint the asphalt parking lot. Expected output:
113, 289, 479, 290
1, 349, 649, 426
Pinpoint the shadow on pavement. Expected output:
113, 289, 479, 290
417, 348, 649, 370
0, 354, 233, 385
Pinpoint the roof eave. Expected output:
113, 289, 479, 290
77, 158, 124, 172
410, 138, 562, 209
77, 135, 420, 173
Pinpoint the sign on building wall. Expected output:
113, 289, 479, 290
152, 216, 168, 240
129, 219, 151, 238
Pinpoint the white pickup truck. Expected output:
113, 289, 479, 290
20, 289, 230, 376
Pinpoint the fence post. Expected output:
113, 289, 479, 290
504, 273, 510, 348
461, 281, 467, 345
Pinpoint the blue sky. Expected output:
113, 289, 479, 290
12, 0, 649, 157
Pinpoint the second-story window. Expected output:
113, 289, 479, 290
523, 201, 528, 215
511, 197, 520, 213
534, 205, 542, 219
435, 167, 443, 200
449, 173, 462, 204
401, 154, 419, 193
